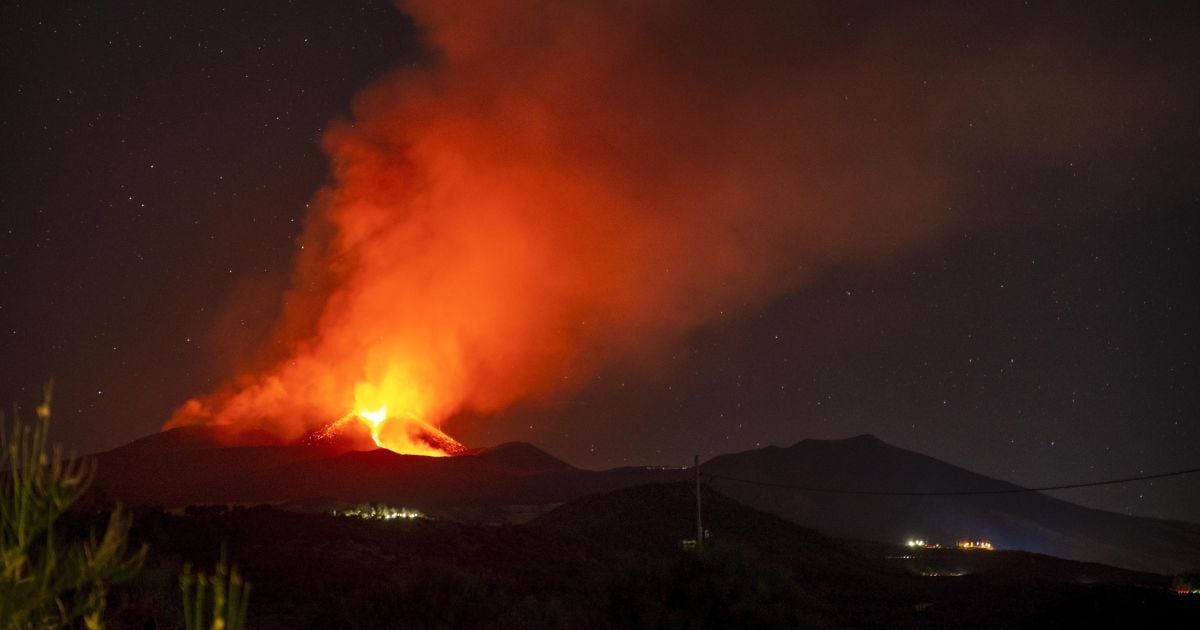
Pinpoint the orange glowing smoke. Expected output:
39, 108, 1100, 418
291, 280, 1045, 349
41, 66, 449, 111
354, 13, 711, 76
166, 2, 1162, 455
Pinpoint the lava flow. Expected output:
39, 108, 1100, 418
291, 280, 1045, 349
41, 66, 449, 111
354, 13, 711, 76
350, 403, 466, 457
306, 406, 466, 457
304, 384, 467, 457
350, 380, 466, 456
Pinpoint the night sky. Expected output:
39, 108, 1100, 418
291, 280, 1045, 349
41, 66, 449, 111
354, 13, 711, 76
2, 2, 1198, 522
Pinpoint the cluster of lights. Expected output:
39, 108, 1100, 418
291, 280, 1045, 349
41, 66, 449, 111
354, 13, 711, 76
906, 538, 996, 550
335, 503, 424, 521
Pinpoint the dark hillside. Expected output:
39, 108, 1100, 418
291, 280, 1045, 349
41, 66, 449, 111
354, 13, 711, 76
704, 435, 1200, 574
81, 484, 1199, 629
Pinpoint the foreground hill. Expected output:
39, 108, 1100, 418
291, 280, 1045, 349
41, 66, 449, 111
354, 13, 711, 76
533, 483, 1175, 587
532, 483, 869, 573
88, 483, 1197, 629
90, 428, 1200, 574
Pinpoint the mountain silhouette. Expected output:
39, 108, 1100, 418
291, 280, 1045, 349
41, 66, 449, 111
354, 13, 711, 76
89, 428, 1200, 573
701, 434, 1200, 574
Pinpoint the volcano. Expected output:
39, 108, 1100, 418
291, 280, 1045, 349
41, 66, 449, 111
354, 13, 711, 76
300, 414, 467, 456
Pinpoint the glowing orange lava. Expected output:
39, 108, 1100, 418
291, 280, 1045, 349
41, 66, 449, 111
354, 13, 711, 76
345, 381, 466, 456
297, 381, 468, 456
355, 404, 390, 448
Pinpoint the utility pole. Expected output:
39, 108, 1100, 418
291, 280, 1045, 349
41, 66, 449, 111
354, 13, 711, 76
695, 454, 703, 550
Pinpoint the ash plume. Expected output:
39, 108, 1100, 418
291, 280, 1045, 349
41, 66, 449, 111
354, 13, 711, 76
168, 1, 1185, 448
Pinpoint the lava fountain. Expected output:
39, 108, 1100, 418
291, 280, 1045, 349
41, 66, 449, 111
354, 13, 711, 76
333, 404, 466, 457
302, 381, 467, 456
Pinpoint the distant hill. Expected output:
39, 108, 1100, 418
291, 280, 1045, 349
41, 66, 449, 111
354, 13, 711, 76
91, 426, 336, 506
701, 434, 1200, 574
89, 428, 1200, 574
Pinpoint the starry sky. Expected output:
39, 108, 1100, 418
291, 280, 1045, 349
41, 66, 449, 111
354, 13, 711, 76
2, 1, 1198, 522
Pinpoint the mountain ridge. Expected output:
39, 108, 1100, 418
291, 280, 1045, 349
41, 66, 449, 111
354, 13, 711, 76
87, 426, 1200, 574
702, 436, 1200, 574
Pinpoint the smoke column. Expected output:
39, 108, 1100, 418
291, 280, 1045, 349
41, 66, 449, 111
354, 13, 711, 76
168, 1, 1172, 453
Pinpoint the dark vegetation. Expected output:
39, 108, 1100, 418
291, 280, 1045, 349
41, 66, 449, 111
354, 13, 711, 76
69, 483, 1200, 629
0, 387, 145, 629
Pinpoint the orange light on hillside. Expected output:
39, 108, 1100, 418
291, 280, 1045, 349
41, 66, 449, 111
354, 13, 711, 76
349, 380, 465, 457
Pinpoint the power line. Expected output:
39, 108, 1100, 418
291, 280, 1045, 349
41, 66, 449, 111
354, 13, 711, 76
701, 466, 1200, 497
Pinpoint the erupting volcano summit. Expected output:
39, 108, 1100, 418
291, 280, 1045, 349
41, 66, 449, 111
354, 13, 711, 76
308, 404, 467, 457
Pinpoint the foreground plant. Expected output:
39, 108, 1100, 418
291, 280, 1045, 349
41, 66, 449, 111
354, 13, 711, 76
0, 382, 147, 629
180, 547, 251, 630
